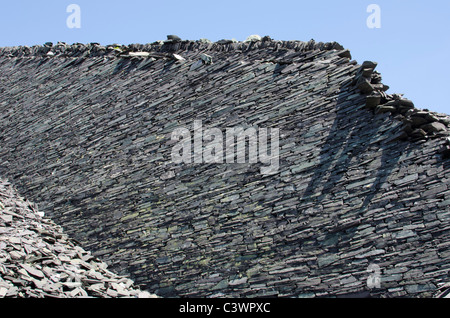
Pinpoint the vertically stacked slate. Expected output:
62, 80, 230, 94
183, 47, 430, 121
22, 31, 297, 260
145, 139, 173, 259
0, 38, 449, 297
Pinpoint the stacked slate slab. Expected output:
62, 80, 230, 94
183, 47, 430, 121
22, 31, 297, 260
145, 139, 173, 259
0, 37, 449, 298
0, 178, 156, 298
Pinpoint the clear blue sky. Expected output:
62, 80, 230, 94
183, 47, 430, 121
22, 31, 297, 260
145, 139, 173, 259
1, 0, 449, 114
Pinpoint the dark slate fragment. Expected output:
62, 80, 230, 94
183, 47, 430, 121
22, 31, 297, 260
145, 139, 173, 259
167, 35, 182, 42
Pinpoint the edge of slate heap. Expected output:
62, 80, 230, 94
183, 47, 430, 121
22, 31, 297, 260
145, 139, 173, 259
0, 178, 158, 298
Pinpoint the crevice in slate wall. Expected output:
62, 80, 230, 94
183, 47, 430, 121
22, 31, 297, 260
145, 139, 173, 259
0, 38, 450, 298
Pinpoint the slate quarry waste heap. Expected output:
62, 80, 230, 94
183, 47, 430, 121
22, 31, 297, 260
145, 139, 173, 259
0, 178, 155, 298
0, 38, 449, 298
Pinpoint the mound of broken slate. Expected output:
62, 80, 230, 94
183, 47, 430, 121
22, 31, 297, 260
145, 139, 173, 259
0, 178, 156, 298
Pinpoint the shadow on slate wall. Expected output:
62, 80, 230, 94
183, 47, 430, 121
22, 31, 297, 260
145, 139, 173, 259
302, 88, 411, 218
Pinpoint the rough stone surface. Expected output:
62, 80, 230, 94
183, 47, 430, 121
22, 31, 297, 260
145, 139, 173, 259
0, 38, 449, 298
0, 179, 157, 298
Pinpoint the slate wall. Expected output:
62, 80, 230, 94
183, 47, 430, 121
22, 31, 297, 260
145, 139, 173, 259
0, 39, 449, 297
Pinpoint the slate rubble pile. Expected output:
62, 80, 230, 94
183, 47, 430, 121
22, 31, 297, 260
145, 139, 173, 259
0, 37, 449, 298
355, 61, 449, 141
0, 179, 155, 298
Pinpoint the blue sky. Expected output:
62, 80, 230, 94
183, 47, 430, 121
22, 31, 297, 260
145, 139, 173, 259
1, 0, 449, 114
